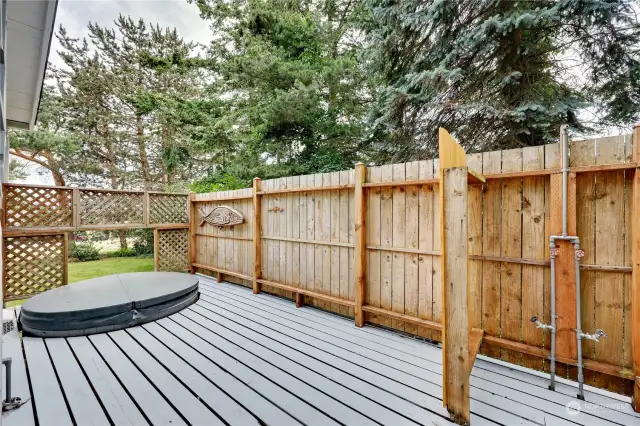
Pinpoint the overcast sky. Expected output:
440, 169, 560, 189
19, 0, 211, 184
50, 0, 211, 70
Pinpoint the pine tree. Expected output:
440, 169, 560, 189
189, 0, 374, 178
363, 0, 640, 159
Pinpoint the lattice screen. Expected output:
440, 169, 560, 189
149, 194, 188, 224
156, 228, 189, 272
4, 186, 73, 228
79, 190, 144, 225
4, 234, 66, 300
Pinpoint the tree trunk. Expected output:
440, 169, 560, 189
137, 115, 152, 190
118, 230, 128, 250
103, 135, 129, 250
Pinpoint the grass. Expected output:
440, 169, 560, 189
6, 256, 155, 307
68, 256, 154, 283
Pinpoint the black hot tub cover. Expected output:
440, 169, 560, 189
19, 272, 199, 337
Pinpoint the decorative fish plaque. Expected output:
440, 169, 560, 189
199, 205, 244, 227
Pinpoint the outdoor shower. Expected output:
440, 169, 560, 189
530, 125, 607, 400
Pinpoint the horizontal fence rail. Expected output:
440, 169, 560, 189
190, 131, 640, 397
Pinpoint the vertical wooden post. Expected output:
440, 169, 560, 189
1, 234, 5, 306
143, 191, 150, 226
1, 184, 6, 229
253, 178, 262, 294
153, 228, 159, 271
631, 124, 640, 411
550, 172, 578, 362
188, 192, 196, 274
72, 188, 80, 228
62, 233, 69, 285
354, 163, 366, 327
2, 186, 7, 306
439, 128, 470, 424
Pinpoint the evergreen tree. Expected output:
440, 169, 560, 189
189, 0, 374, 178
363, 0, 640, 160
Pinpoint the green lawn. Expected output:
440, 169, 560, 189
7, 256, 155, 307
68, 256, 154, 283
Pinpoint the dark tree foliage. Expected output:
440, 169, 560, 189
363, 0, 640, 160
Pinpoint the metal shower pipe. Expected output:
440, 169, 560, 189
539, 125, 571, 392
542, 126, 605, 399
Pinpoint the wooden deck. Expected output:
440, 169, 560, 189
5, 275, 639, 426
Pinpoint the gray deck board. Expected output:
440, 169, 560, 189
67, 336, 149, 426
141, 321, 302, 426
125, 326, 260, 426
200, 278, 636, 426
183, 306, 450, 426
170, 314, 372, 425
89, 333, 187, 426
157, 317, 339, 426
205, 279, 629, 414
2, 309, 34, 426
194, 292, 536, 426
22, 338, 73, 426
45, 338, 111, 426
108, 329, 225, 426
17, 276, 639, 426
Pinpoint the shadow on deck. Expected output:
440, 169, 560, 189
3, 275, 639, 426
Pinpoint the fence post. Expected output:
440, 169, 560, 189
439, 128, 470, 424
253, 178, 262, 294
632, 124, 640, 411
72, 188, 80, 228
143, 191, 150, 226
153, 228, 159, 271
62, 233, 69, 285
354, 163, 367, 327
188, 192, 196, 274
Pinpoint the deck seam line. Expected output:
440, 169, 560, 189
198, 287, 438, 371
199, 279, 426, 351
199, 277, 427, 349
199, 282, 427, 357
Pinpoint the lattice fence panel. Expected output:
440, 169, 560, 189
4, 186, 72, 228
4, 234, 66, 300
156, 228, 189, 272
149, 194, 188, 224
80, 190, 144, 225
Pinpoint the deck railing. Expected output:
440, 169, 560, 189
1, 184, 189, 301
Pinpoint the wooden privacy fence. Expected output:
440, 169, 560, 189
190, 129, 640, 399
1, 183, 190, 301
